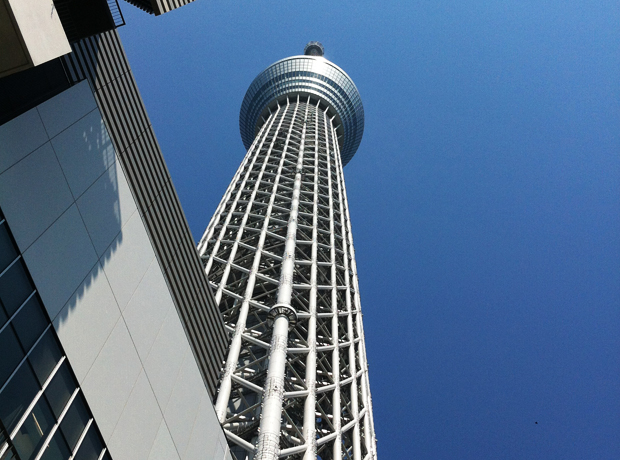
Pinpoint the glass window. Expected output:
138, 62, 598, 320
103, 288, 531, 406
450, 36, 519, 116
0, 303, 6, 331
44, 362, 76, 419
73, 424, 103, 460
39, 429, 71, 460
12, 296, 46, 351
0, 259, 34, 316
0, 326, 24, 388
0, 362, 39, 433
0, 446, 19, 460
28, 330, 62, 386
0, 222, 18, 274
12, 396, 55, 460
59, 393, 89, 452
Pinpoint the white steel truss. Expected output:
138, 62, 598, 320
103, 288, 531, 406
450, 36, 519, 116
198, 94, 377, 460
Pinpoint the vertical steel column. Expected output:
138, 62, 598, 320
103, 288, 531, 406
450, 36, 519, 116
302, 100, 320, 460
212, 103, 287, 421
213, 110, 285, 304
332, 122, 362, 460
337, 140, 378, 460
323, 109, 342, 460
198, 115, 275, 256
255, 97, 308, 460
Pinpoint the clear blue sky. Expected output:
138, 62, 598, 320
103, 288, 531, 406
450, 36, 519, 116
119, 2, 620, 458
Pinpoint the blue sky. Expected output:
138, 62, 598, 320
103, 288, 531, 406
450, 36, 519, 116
119, 1, 620, 458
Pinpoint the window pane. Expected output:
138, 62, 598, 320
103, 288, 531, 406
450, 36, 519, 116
59, 393, 89, 452
0, 362, 39, 433
0, 326, 24, 388
0, 259, 34, 316
0, 222, 18, 273
0, 305, 7, 331
44, 362, 76, 419
73, 424, 103, 460
13, 397, 55, 460
12, 296, 47, 351
0, 446, 19, 460
39, 429, 71, 460
28, 330, 62, 386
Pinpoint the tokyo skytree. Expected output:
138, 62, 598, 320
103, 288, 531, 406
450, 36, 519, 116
197, 42, 378, 460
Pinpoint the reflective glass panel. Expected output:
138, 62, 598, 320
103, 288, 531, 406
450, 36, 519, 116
0, 446, 19, 460
0, 304, 6, 331
39, 429, 71, 460
44, 362, 76, 419
0, 259, 34, 316
0, 222, 18, 273
0, 362, 39, 433
12, 296, 46, 351
73, 424, 103, 460
28, 330, 62, 386
59, 393, 89, 451
0, 326, 24, 388
13, 396, 55, 460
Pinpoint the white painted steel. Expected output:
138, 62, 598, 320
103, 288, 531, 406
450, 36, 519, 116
301, 100, 320, 460
255, 97, 306, 459
200, 85, 376, 460
212, 103, 286, 421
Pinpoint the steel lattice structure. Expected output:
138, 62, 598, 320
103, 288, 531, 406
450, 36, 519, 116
197, 43, 377, 460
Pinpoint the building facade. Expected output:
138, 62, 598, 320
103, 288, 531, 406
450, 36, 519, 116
198, 43, 378, 460
0, 1, 231, 459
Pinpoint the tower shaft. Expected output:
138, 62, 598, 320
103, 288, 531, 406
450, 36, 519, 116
198, 94, 376, 460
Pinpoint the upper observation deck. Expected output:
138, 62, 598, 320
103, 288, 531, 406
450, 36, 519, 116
239, 42, 364, 166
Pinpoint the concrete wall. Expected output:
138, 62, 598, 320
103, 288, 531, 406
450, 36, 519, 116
0, 0, 71, 77
0, 81, 231, 460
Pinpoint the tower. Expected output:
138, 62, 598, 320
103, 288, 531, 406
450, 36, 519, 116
197, 43, 377, 460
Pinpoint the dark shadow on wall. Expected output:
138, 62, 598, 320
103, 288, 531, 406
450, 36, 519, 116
0, 92, 126, 331
3, 29, 227, 401
52, 106, 127, 328
0, 96, 123, 460
0, 59, 72, 127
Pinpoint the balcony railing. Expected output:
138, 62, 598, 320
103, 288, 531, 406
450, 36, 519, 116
107, 0, 125, 28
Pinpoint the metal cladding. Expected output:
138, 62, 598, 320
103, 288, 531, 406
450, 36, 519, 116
239, 53, 364, 166
201, 47, 377, 460
62, 30, 228, 399
304, 41, 325, 57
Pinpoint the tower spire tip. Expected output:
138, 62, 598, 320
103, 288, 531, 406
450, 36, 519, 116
304, 41, 324, 57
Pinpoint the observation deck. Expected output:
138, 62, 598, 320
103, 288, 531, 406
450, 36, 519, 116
239, 43, 364, 165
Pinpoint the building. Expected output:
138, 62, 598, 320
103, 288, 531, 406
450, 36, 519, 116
197, 42, 378, 460
0, 1, 231, 459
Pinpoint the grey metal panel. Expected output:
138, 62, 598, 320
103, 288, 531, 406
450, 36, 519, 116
36, 80, 97, 138
76, 160, 137, 257
0, 143, 74, 252
148, 421, 181, 460
101, 210, 157, 312
22, 204, 99, 317
60, 30, 227, 399
50, 108, 112, 198
0, 108, 48, 174
108, 370, 163, 460
122, 259, 173, 361
81, 318, 143, 439
53, 262, 121, 383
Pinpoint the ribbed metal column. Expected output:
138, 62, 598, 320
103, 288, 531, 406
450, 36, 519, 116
198, 43, 377, 460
